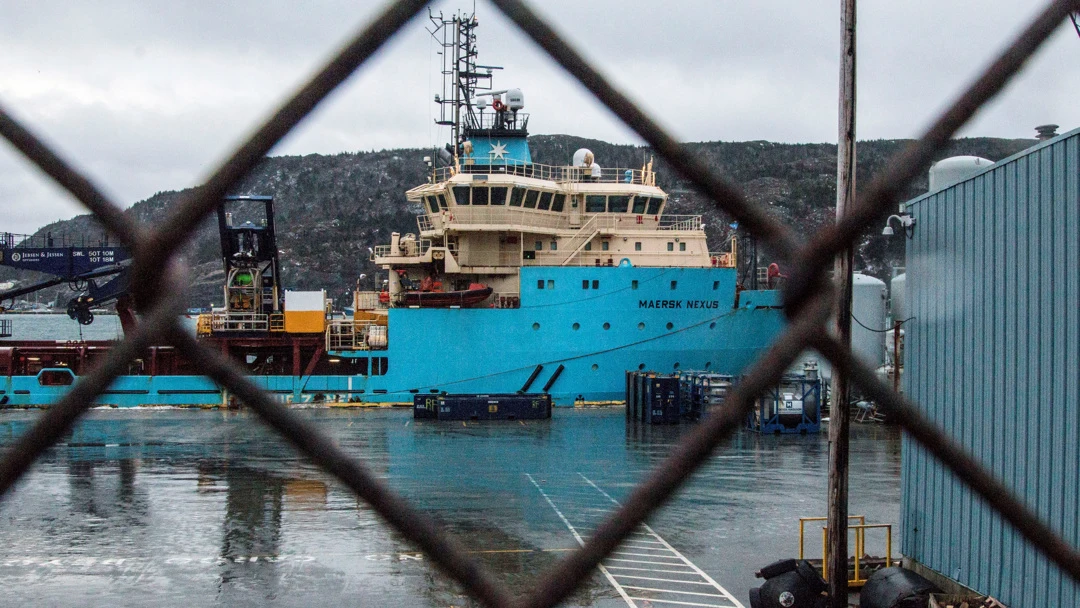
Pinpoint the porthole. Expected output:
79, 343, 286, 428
666, 322, 674, 330
637, 322, 645, 330
638, 363, 646, 371
603, 322, 610, 330
709, 322, 716, 329
572, 323, 580, 330
591, 363, 599, 371
532, 322, 540, 330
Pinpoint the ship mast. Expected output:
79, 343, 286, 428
428, 9, 500, 161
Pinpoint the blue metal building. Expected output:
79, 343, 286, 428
902, 127, 1080, 606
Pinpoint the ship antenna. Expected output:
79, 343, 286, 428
429, 8, 499, 167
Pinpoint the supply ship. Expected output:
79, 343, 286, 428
0, 10, 785, 408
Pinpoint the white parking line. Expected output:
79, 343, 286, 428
626, 597, 734, 608
528, 473, 744, 608
525, 473, 635, 607
622, 586, 729, 598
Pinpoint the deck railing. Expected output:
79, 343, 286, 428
432, 161, 654, 185
1, 3, 1076, 608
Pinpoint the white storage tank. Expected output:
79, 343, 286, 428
890, 273, 906, 321
928, 156, 992, 192
852, 273, 887, 367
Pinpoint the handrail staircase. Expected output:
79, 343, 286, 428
556, 215, 602, 266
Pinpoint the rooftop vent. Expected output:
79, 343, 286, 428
1035, 124, 1059, 140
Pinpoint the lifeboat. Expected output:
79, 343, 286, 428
398, 283, 493, 308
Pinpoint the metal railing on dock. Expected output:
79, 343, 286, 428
799, 516, 894, 588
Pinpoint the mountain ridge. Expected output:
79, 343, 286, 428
0, 134, 1035, 309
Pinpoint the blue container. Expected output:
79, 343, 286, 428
413, 393, 551, 421
747, 374, 820, 434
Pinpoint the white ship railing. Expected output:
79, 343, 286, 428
432, 162, 654, 185
371, 238, 433, 260
657, 215, 703, 231
326, 318, 388, 351
210, 312, 269, 332
422, 208, 703, 234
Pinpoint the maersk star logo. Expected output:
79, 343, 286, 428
490, 141, 508, 160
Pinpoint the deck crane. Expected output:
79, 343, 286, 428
0, 231, 134, 331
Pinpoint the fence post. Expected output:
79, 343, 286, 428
827, 0, 856, 604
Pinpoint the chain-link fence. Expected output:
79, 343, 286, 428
1, 1, 1078, 606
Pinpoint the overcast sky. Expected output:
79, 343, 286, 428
1, 1, 1077, 234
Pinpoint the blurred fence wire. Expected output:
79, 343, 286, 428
1, 1, 1079, 606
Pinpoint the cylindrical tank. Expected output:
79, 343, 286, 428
889, 273, 906, 321
852, 273, 887, 367
928, 156, 992, 191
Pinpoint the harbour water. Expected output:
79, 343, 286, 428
0, 407, 901, 607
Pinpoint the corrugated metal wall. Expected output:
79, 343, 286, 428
902, 128, 1080, 607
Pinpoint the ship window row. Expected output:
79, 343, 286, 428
445, 187, 661, 215
665, 242, 687, 251
582, 279, 600, 289
451, 185, 566, 212
424, 194, 448, 213
536, 279, 555, 289
585, 194, 662, 214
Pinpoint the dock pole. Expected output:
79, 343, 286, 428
828, 0, 856, 605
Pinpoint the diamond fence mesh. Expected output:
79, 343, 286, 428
1, 1, 1079, 606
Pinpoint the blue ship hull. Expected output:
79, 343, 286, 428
1, 266, 784, 408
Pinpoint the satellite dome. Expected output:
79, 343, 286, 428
573, 148, 594, 167
590, 162, 602, 178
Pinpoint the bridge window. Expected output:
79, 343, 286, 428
585, 195, 606, 213
607, 195, 630, 213
473, 187, 489, 205
632, 196, 647, 214
426, 196, 439, 213
509, 186, 526, 206
490, 186, 508, 205
647, 198, 663, 215
538, 191, 553, 210
453, 186, 470, 205
437, 194, 448, 209
552, 194, 566, 212
524, 189, 540, 208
